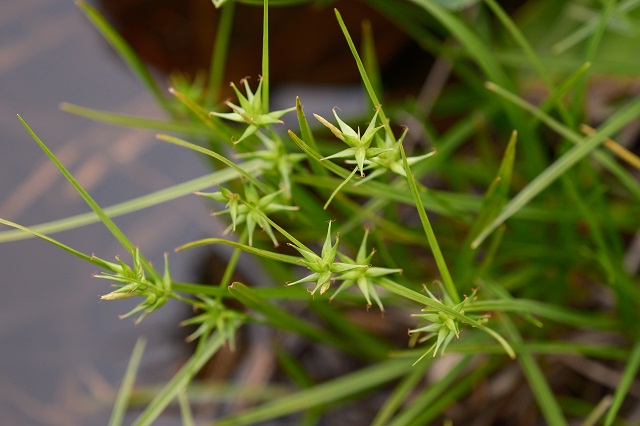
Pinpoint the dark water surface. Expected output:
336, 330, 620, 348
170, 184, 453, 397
0, 1, 214, 424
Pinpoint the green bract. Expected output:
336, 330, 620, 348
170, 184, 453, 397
180, 296, 244, 349
287, 221, 368, 295
197, 184, 298, 246
331, 229, 402, 311
96, 249, 173, 324
349, 130, 437, 186
410, 286, 488, 363
236, 132, 306, 199
211, 77, 295, 144
315, 107, 385, 177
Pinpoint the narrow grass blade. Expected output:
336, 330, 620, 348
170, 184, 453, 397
0, 218, 93, 264
132, 331, 228, 426
361, 20, 383, 107
472, 85, 640, 248
582, 395, 613, 426
398, 140, 459, 303
17, 116, 137, 254
177, 389, 195, 426
407, 0, 546, 175
288, 129, 353, 179
469, 130, 517, 242
485, 81, 640, 200
295, 96, 320, 159
552, 0, 640, 54
397, 360, 495, 426
76, 0, 171, 113
604, 340, 640, 426
334, 9, 394, 142
370, 358, 431, 426
388, 355, 473, 426
467, 299, 620, 331
499, 316, 568, 426
176, 237, 301, 265
109, 338, 146, 426
59, 103, 209, 136
580, 123, 640, 170
216, 357, 412, 426
207, 1, 235, 106
169, 89, 234, 140
0, 160, 263, 243
156, 134, 269, 192
324, 167, 358, 209
261, 0, 269, 114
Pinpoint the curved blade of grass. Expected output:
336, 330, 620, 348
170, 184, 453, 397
407, 0, 546, 175
388, 355, 473, 426
466, 299, 621, 331
580, 123, 640, 170
443, 340, 628, 360
261, 0, 269, 114
168, 89, 235, 140
552, 0, 640, 54
216, 357, 412, 426
571, 0, 617, 116
482, 81, 640, 200
60, 103, 209, 136
288, 130, 349, 178
132, 331, 228, 426
176, 237, 301, 264
0, 159, 264, 243
177, 389, 195, 426
294, 97, 316, 149
18, 116, 139, 255
207, 1, 235, 106
109, 338, 146, 426
0, 218, 113, 270
370, 357, 431, 426
398, 139, 459, 303
472, 84, 640, 248
334, 9, 394, 142
582, 396, 613, 426
377, 278, 515, 358
604, 340, 640, 426
156, 134, 269, 192
76, 0, 171, 113
469, 130, 517, 242
499, 315, 568, 426
361, 20, 383, 107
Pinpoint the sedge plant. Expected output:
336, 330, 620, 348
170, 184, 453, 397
2, 0, 640, 425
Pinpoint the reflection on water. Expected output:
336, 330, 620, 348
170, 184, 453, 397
0, 1, 214, 424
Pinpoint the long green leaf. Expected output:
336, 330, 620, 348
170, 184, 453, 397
604, 340, 640, 426
216, 357, 412, 426
18, 116, 137, 255
500, 316, 568, 425
109, 338, 146, 426
132, 331, 228, 426
156, 134, 269, 192
60, 103, 209, 136
399, 139, 459, 303
472, 85, 640, 247
0, 160, 264, 243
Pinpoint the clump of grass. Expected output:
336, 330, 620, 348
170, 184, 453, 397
3, 0, 640, 425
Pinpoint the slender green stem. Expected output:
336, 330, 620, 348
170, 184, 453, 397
261, 0, 269, 114
208, 1, 236, 106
